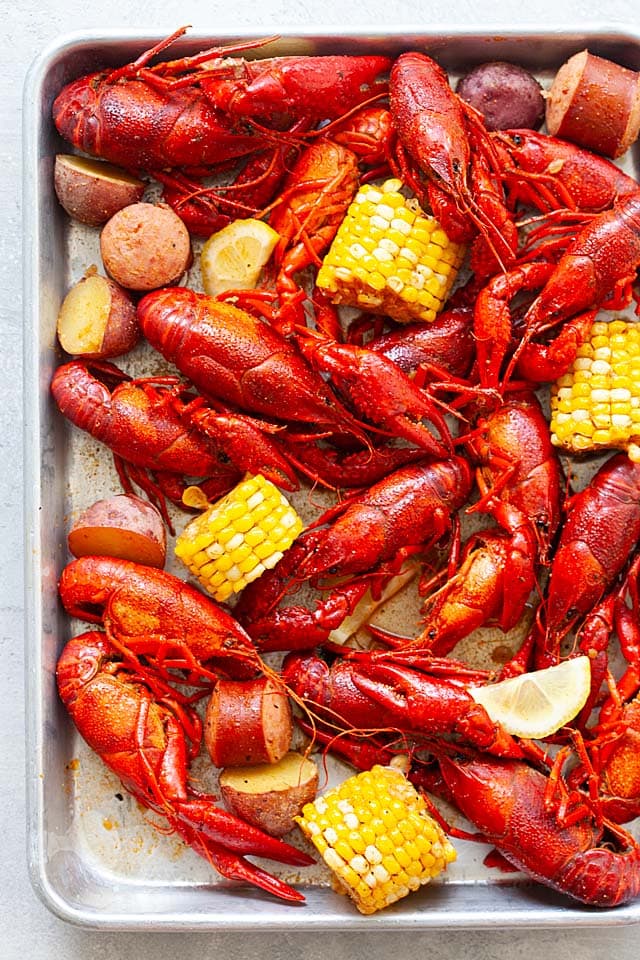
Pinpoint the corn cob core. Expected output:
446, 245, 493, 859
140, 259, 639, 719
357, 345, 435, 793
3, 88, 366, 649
316, 178, 466, 324
295, 764, 456, 915
174, 474, 304, 602
550, 319, 640, 462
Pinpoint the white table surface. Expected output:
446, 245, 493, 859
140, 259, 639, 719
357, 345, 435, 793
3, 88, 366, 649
5, 0, 640, 955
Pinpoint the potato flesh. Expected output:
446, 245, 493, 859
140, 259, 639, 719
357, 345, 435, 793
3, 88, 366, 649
60, 155, 144, 186
221, 753, 318, 793
57, 275, 111, 354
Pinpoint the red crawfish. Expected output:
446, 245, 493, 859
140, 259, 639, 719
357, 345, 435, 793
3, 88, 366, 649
495, 129, 640, 214
281, 651, 524, 758
52, 28, 391, 172
137, 288, 371, 443
439, 753, 640, 907
58, 555, 265, 683
57, 631, 312, 902
476, 192, 640, 390
264, 139, 360, 335
235, 458, 473, 651
362, 304, 475, 383
50, 360, 298, 523
541, 453, 640, 663
389, 52, 517, 271
467, 390, 564, 562
294, 326, 453, 458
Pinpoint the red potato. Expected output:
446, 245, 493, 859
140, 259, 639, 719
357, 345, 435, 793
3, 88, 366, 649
100, 202, 192, 291
67, 494, 167, 568
54, 154, 145, 226
546, 50, 640, 158
56, 273, 140, 358
205, 676, 293, 768
219, 752, 319, 837
456, 61, 544, 131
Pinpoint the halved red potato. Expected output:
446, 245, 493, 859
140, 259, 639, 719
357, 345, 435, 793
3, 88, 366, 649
56, 273, 140, 358
67, 494, 167, 568
54, 154, 145, 226
219, 752, 319, 836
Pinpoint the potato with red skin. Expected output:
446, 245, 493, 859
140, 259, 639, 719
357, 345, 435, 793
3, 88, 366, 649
54, 155, 145, 226
456, 61, 544, 131
56, 273, 140, 359
67, 494, 167, 568
219, 752, 319, 837
100, 202, 192, 291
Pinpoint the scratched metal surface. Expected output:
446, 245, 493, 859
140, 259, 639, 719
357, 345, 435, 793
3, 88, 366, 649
23, 26, 640, 929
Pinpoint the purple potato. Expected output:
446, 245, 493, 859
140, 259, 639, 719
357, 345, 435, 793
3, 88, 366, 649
456, 61, 545, 131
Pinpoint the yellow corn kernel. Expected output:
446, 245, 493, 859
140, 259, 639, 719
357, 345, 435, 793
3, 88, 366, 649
316, 179, 465, 324
175, 474, 303, 601
550, 319, 640, 457
296, 764, 456, 915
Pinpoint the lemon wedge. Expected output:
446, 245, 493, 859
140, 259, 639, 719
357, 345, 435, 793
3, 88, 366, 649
201, 218, 280, 296
468, 657, 591, 739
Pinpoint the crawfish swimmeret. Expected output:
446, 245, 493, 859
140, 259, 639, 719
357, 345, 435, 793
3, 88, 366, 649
50, 31, 640, 912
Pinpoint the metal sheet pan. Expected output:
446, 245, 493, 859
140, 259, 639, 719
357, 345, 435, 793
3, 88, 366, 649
23, 25, 640, 930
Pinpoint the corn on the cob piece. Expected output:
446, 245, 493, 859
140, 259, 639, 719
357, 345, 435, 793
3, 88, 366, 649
175, 474, 304, 602
550, 319, 640, 462
295, 764, 456, 915
316, 178, 466, 324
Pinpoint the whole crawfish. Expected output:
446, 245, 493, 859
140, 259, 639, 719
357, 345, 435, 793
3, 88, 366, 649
541, 453, 640, 662
235, 458, 473, 651
281, 651, 523, 758
389, 52, 517, 272
52, 28, 391, 172
137, 288, 370, 443
58, 555, 264, 683
50, 360, 299, 524
438, 753, 640, 907
476, 192, 640, 389
57, 631, 312, 902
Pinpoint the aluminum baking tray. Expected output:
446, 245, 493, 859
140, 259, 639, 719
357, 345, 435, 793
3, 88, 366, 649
23, 24, 640, 930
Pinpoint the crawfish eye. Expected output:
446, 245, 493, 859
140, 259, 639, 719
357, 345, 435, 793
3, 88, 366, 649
512, 133, 523, 146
